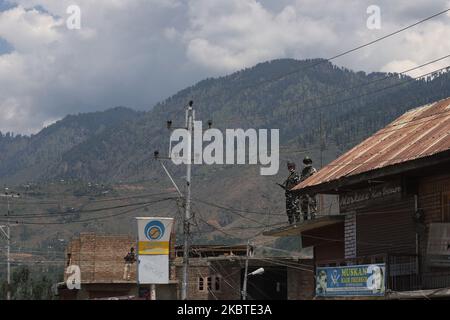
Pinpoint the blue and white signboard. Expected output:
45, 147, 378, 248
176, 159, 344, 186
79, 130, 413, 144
316, 264, 386, 297
136, 217, 174, 284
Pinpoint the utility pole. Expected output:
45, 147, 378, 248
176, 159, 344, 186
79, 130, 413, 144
6, 195, 10, 301
150, 284, 156, 300
0, 190, 14, 301
242, 240, 250, 300
0, 222, 11, 300
157, 101, 199, 300
181, 101, 194, 301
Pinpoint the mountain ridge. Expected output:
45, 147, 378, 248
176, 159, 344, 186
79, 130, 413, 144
1, 58, 450, 184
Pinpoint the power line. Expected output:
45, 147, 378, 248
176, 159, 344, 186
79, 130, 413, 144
190, 216, 269, 300
325, 9, 450, 62
280, 94, 450, 168
295, 64, 450, 114
193, 201, 269, 227
187, 63, 450, 173
0, 191, 176, 206
295, 54, 450, 111
3, 197, 176, 219
194, 210, 262, 242
0, 198, 176, 225
278, 69, 450, 169
190, 245, 245, 298
253, 257, 314, 273
194, 190, 447, 233
213, 58, 450, 164
214, 59, 450, 166
210, 222, 287, 231
190, 8, 450, 104
193, 198, 285, 216
192, 200, 449, 251
216, 53, 450, 127
3, 9, 449, 272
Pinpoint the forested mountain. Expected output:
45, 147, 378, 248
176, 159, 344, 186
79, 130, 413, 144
0, 58, 449, 275
0, 107, 141, 182
2, 58, 450, 184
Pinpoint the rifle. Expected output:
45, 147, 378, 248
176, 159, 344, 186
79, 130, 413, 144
276, 183, 286, 190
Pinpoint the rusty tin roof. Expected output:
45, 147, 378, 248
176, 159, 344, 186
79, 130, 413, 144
293, 97, 450, 192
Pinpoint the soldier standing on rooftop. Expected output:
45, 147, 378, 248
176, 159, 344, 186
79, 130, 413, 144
123, 247, 136, 281
282, 161, 301, 225
300, 156, 318, 221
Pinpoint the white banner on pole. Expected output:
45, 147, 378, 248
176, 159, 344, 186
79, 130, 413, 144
138, 255, 169, 284
136, 217, 174, 284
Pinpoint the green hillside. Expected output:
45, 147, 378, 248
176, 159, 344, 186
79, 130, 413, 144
1, 58, 450, 270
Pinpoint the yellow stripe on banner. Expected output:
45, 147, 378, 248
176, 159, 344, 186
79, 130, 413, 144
138, 241, 169, 255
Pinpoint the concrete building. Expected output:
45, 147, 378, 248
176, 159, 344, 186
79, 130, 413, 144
57, 234, 314, 300
173, 245, 314, 300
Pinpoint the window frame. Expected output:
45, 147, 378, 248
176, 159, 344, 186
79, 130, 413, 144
207, 276, 212, 290
198, 277, 205, 292
198, 275, 222, 293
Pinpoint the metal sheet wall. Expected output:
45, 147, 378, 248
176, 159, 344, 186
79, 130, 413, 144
356, 197, 416, 256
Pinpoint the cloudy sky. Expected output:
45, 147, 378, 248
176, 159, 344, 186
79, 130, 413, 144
0, 0, 449, 134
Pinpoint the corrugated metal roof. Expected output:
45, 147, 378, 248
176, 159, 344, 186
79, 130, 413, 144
293, 97, 450, 191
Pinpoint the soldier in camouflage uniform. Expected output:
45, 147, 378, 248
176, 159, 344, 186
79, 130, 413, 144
300, 156, 318, 221
283, 161, 301, 225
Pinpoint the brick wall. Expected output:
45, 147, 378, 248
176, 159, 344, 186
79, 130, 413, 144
419, 174, 450, 225
66, 233, 137, 282
176, 259, 314, 300
287, 267, 315, 300
175, 259, 211, 300
418, 173, 450, 276
174, 259, 241, 300
211, 263, 241, 300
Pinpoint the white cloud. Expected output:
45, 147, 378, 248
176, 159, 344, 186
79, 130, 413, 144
0, 6, 62, 52
0, 0, 192, 134
184, 0, 338, 72
0, 0, 449, 134
380, 18, 450, 77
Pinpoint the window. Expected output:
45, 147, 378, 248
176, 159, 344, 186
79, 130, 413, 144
198, 275, 222, 292
207, 277, 212, 290
198, 277, 204, 292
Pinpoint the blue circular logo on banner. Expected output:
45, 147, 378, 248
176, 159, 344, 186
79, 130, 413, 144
144, 221, 165, 240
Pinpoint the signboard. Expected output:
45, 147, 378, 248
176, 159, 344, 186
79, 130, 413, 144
339, 181, 401, 212
138, 255, 170, 284
427, 223, 450, 267
136, 217, 174, 284
137, 217, 174, 255
316, 264, 386, 297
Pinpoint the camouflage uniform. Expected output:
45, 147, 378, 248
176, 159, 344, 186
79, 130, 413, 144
300, 161, 317, 221
123, 248, 136, 281
284, 169, 301, 225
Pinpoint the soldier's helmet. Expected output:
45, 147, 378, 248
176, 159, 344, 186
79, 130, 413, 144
303, 156, 313, 165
